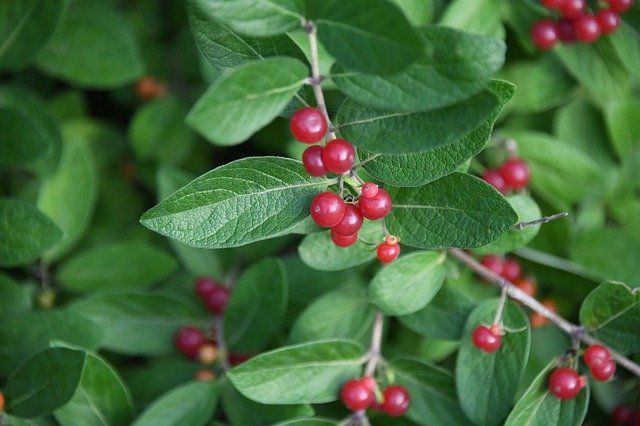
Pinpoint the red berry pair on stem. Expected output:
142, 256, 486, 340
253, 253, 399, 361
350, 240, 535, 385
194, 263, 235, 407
584, 344, 616, 381
340, 377, 410, 417
195, 276, 230, 315
480, 255, 523, 282
482, 158, 530, 194
548, 367, 587, 400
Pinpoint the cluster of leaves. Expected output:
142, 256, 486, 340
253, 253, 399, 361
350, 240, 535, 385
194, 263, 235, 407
1, 0, 639, 425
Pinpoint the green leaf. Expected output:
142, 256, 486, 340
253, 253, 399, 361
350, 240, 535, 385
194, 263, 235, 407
132, 381, 218, 426
0, 198, 62, 267
272, 420, 337, 426
289, 284, 375, 344
440, 0, 504, 38
392, 358, 470, 426
37, 122, 99, 262
298, 220, 383, 271
57, 240, 177, 293
359, 79, 515, 187
386, 172, 518, 249
332, 26, 504, 112
70, 294, 203, 356
604, 98, 640, 159
610, 23, 640, 87
187, 58, 307, 145
455, 300, 530, 425
317, 0, 422, 76
336, 90, 498, 155
0, 273, 33, 317
54, 353, 133, 426
370, 251, 447, 315
187, 0, 306, 71
579, 281, 640, 353
474, 193, 542, 255
4, 347, 86, 418
505, 361, 589, 426
0, 0, 65, 69
35, 0, 143, 88
141, 157, 331, 249
398, 285, 475, 340
227, 339, 365, 404
225, 258, 288, 352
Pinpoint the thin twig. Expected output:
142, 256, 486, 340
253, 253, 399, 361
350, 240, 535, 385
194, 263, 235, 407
493, 286, 508, 325
514, 212, 569, 230
364, 311, 384, 377
214, 315, 231, 372
448, 248, 640, 378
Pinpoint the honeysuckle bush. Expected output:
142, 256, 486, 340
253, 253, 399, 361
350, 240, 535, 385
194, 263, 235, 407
1, 0, 640, 425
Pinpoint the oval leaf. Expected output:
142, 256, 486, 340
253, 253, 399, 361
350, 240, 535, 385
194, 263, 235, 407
386, 172, 518, 249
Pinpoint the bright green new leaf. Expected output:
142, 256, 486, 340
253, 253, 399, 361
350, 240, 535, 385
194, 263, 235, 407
227, 340, 365, 404
141, 157, 331, 249
440, 0, 504, 38
386, 172, 518, 249
604, 98, 640, 159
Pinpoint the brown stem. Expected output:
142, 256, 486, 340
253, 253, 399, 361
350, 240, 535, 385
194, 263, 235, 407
514, 212, 569, 230
214, 315, 231, 372
364, 311, 384, 377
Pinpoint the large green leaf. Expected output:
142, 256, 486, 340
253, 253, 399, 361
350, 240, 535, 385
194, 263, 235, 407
332, 26, 504, 112
505, 361, 589, 426
141, 157, 331, 249
392, 358, 470, 426
187, 0, 306, 71
225, 258, 288, 352
187, 58, 307, 145
336, 90, 498, 154
0, 273, 33, 317
455, 300, 530, 425
227, 339, 365, 404
579, 281, 640, 353
35, 0, 143, 88
0, 198, 62, 267
132, 381, 218, 426
0, 0, 65, 69
370, 251, 447, 315
440, 0, 504, 37
317, 0, 422, 75
70, 294, 204, 356
54, 353, 133, 426
359, 80, 515, 187
386, 172, 518, 249
604, 98, 640, 159
4, 347, 86, 418
57, 240, 177, 293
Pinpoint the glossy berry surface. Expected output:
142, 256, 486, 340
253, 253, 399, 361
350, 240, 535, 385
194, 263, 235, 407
377, 241, 401, 263
472, 325, 502, 352
596, 9, 621, 34
361, 182, 379, 199
514, 277, 537, 297
574, 14, 601, 43
608, 0, 634, 12
558, 19, 577, 43
332, 204, 364, 236
302, 146, 328, 177
330, 229, 358, 247
341, 378, 374, 411
359, 188, 392, 220
322, 139, 356, 174
290, 108, 327, 143
205, 285, 230, 314
531, 20, 559, 50
583, 344, 611, 368
175, 326, 205, 358
360, 376, 377, 392
499, 158, 530, 190
612, 405, 633, 425
482, 169, 509, 194
548, 368, 586, 400
381, 385, 411, 417
542, 0, 566, 8
481, 255, 504, 276
501, 257, 522, 282
310, 192, 346, 227
590, 358, 616, 381
195, 276, 217, 299
560, 0, 585, 19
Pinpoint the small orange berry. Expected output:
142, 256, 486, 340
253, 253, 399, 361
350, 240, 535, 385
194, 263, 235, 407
135, 76, 167, 100
514, 276, 537, 298
0, 392, 5, 411
195, 369, 216, 381
198, 343, 218, 365
530, 298, 557, 328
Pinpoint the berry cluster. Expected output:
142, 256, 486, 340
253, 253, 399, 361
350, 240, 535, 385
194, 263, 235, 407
195, 276, 231, 315
584, 344, 616, 381
482, 157, 531, 194
532, 0, 634, 50
612, 404, 640, 425
340, 377, 410, 417
291, 108, 400, 263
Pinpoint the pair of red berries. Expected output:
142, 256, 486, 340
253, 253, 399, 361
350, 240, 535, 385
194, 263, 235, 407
584, 344, 617, 381
472, 324, 503, 352
480, 255, 523, 282
175, 326, 217, 363
612, 404, 640, 425
482, 158, 531, 194
340, 377, 410, 417
195, 276, 231, 315
548, 367, 587, 400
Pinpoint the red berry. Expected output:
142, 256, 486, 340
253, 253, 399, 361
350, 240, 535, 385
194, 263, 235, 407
302, 146, 328, 177
482, 169, 509, 194
607, 0, 634, 12
531, 20, 559, 50
583, 344, 611, 369
175, 326, 205, 359
481, 255, 504, 276
560, 0, 585, 19
590, 358, 616, 381
558, 19, 577, 42
205, 285, 231, 314
514, 277, 537, 298
499, 158, 531, 190
321, 139, 356, 174
377, 241, 401, 263
597, 9, 621, 34
341, 378, 374, 411
310, 192, 346, 227
548, 368, 586, 400
290, 108, 327, 143
361, 182, 379, 199
472, 324, 502, 352
612, 405, 633, 425
359, 188, 392, 220
360, 376, 377, 392
574, 14, 601, 43
195, 276, 217, 300
542, 0, 567, 8
330, 229, 358, 247
381, 385, 410, 417
332, 204, 364, 236
501, 257, 522, 282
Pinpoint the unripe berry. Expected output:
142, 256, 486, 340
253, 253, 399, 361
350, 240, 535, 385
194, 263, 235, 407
514, 276, 537, 298
341, 378, 374, 411
548, 368, 586, 400
531, 20, 559, 50
530, 298, 557, 328
310, 192, 346, 227
205, 285, 231, 314
175, 326, 205, 359
330, 229, 358, 247
136, 75, 167, 100
499, 158, 531, 190
195, 369, 216, 381
322, 139, 356, 174
596, 9, 621, 34
381, 385, 411, 417
198, 343, 218, 365
472, 324, 502, 352
574, 14, 601, 43
332, 204, 364, 236
482, 169, 509, 194
361, 182, 379, 199
290, 108, 327, 143
302, 146, 328, 177
377, 240, 401, 263
0, 392, 4, 412
359, 188, 392, 220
